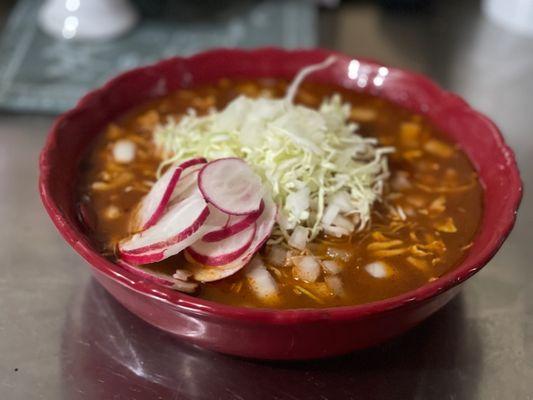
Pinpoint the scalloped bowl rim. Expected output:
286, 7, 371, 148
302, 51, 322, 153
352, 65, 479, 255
39, 47, 522, 324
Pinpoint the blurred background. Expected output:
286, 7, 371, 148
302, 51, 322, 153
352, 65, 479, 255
1, 1, 532, 399
0, 0, 532, 115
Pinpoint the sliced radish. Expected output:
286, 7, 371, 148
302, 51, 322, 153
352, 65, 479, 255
186, 255, 250, 282
116, 260, 198, 293
119, 203, 228, 265
186, 196, 277, 282
198, 157, 263, 215
119, 250, 165, 265
135, 165, 181, 230
169, 162, 205, 203
119, 194, 210, 256
246, 195, 277, 254
202, 200, 264, 242
186, 223, 256, 266
135, 158, 206, 230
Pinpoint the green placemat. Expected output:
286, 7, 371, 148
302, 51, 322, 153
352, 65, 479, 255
0, 0, 316, 113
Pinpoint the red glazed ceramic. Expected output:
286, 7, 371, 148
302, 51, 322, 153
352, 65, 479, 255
39, 48, 522, 360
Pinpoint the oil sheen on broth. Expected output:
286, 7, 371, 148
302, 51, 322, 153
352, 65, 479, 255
78, 79, 483, 309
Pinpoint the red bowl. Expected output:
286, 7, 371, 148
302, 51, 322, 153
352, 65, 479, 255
39, 48, 522, 360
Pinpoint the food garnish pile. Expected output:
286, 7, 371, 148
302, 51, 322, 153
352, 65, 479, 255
113, 57, 391, 298
81, 56, 482, 307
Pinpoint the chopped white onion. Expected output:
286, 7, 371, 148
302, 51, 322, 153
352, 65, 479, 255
285, 186, 310, 221
332, 214, 355, 231
292, 256, 321, 282
173, 269, 192, 281
173, 280, 198, 293
246, 256, 279, 301
322, 260, 342, 275
288, 226, 309, 250
277, 211, 296, 230
154, 58, 392, 244
322, 204, 340, 227
365, 261, 391, 278
325, 275, 344, 296
112, 139, 136, 163
267, 245, 287, 267
331, 192, 353, 213
323, 225, 350, 238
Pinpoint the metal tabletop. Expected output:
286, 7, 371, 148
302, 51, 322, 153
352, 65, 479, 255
1, 1, 532, 399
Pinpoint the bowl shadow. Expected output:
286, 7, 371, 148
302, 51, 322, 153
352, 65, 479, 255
60, 279, 482, 400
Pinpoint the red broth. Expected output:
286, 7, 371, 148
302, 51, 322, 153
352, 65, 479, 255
77, 79, 483, 309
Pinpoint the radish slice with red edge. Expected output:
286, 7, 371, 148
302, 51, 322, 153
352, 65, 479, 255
202, 200, 264, 242
115, 260, 198, 293
119, 202, 228, 264
119, 250, 166, 265
119, 194, 210, 256
186, 252, 251, 282
136, 158, 206, 230
185, 195, 277, 282
169, 163, 205, 204
246, 195, 277, 255
198, 157, 263, 215
187, 223, 256, 266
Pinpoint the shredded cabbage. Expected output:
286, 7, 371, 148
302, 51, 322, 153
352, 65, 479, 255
154, 58, 393, 243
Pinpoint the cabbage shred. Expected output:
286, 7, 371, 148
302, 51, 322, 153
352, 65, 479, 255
154, 58, 393, 243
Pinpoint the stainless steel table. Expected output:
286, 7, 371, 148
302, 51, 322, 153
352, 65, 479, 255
1, 1, 532, 399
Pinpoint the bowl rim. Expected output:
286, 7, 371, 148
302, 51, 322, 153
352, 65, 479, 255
39, 47, 523, 323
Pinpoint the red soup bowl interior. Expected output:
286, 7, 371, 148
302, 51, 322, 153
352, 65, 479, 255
39, 48, 522, 360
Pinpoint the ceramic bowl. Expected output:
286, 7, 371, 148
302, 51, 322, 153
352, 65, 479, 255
39, 48, 522, 360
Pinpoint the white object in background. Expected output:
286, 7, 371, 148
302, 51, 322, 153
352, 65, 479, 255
483, 0, 533, 37
39, 0, 139, 41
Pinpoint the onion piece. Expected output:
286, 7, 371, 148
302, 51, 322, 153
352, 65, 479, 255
173, 269, 192, 281
322, 203, 340, 227
322, 260, 342, 275
113, 139, 136, 163
323, 225, 350, 238
266, 245, 287, 267
325, 275, 344, 297
332, 214, 355, 231
365, 261, 392, 278
292, 256, 321, 282
288, 226, 309, 250
330, 192, 353, 213
245, 256, 279, 302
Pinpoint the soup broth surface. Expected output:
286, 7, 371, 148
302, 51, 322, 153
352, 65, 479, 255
78, 79, 483, 309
